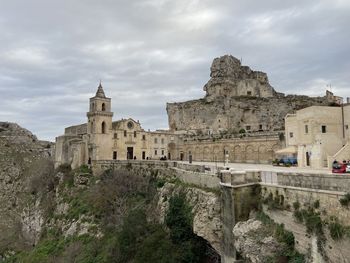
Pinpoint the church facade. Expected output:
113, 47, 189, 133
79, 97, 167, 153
55, 84, 177, 168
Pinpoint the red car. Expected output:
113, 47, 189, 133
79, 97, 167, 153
332, 162, 347, 173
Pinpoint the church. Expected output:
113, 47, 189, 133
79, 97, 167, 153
55, 84, 177, 169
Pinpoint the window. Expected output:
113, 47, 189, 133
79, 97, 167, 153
114, 133, 118, 139
246, 125, 251, 131
346, 125, 349, 130
154, 138, 158, 143
247, 91, 252, 96
102, 103, 106, 111
161, 138, 164, 144
289, 132, 294, 138
305, 125, 309, 134
321, 125, 327, 133
134, 131, 137, 138
124, 130, 127, 137
259, 124, 263, 130
161, 150, 164, 155
113, 151, 117, 160
101, 122, 106, 134
92, 103, 95, 111
142, 134, 146, 140
154, 150, 157, 155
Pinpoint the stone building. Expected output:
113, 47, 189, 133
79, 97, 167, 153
55, 55, 343, 168
283, 104, 350, 168
55, 84, 175, 168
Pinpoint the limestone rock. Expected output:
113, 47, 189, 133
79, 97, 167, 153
233, 219, 281, 262
167, 55, 338, 134
156, 183, 222, 253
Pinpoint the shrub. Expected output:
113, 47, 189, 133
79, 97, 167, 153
339, 193, 350, 207
313, 200, 320, 209
329, 218, 344, 240
293, 201, 300, 211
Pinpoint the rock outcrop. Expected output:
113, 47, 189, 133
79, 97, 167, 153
233, 219, 283, 262
156, 183, 222, 253
0, 122, 54, 251
167, 55, 339, 134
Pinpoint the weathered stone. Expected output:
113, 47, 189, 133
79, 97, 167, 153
167, 55, 339, 134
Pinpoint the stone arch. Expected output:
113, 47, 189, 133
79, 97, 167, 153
101, 121, 106, 134
234, 145, 243, 162
195, 146, 201, 161
245, 145, 257, 163
258, 145, 268, 163
102, 103, 106, 111
213, 146, 221, 162
271, 144, 281, 161
203, 146, 210, 161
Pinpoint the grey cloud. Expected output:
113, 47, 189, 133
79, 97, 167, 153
0, 0, 349, 140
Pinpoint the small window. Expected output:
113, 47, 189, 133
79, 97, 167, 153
102, 103, 106, 111
259, 124, 263, 130
134, 131, 137, 138
289, 132, 294, 138
113, 151, 117, 160
101, 122, 106, 134
346, 125, 349, 130
154, 138, 158, 144
155, 150, 157, 155
247, 91, 252, 96
161, 138, 164, 144
161, 150, 164, 155
114, 133, 118, 139
305, 125, 309, 134
142, 135, 146, 140
124, 130, 127, 137
321, 125, 327, 133
246, 125, 251, 131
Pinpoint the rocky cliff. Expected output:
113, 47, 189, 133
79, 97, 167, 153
167, 55, 339, 134
0, 122, 54, 253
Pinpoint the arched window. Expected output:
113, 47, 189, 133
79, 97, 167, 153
102, 121, 106, 134
102, 103, 106, 111
92, 103, 95, 111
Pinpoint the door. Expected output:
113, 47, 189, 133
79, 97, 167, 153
306, 152, 310, 166
127, 147, 134, 160
180, 153, 184, 161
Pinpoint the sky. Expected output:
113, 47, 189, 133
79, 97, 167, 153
0, 0, 349, 141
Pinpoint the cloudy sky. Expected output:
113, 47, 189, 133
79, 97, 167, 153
1, 0, 349, 141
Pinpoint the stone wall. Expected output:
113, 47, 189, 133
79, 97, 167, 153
177, 134, 283, 163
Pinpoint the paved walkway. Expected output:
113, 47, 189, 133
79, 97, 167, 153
178, 161, 332, 174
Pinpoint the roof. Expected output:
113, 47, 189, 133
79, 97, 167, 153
275, 146, 297, 155
95, 83, 106, 98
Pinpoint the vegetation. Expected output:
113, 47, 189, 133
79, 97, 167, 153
339, 193, 350, 207
3, 168, 219, 263
256, 212, 305, 263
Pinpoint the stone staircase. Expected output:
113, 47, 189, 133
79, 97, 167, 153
328, 142, 350, 167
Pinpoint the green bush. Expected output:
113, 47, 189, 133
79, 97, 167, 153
339, 193, 350, 207
293, 201, 300, 211
329, 218, 344, 240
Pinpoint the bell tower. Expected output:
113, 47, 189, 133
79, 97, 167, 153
87, 83, 113, 162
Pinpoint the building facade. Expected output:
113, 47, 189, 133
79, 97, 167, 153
55, 84, 175, 168
284, 105, 350, 168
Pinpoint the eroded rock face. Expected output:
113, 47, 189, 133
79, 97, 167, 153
156, 183, 222, 253
166, 55, 337, 134
233, 219, 282, 263
204, 55, 276, 100
0, 122, 54, 250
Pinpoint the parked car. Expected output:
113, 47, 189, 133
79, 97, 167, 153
332, 162, 347, 173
